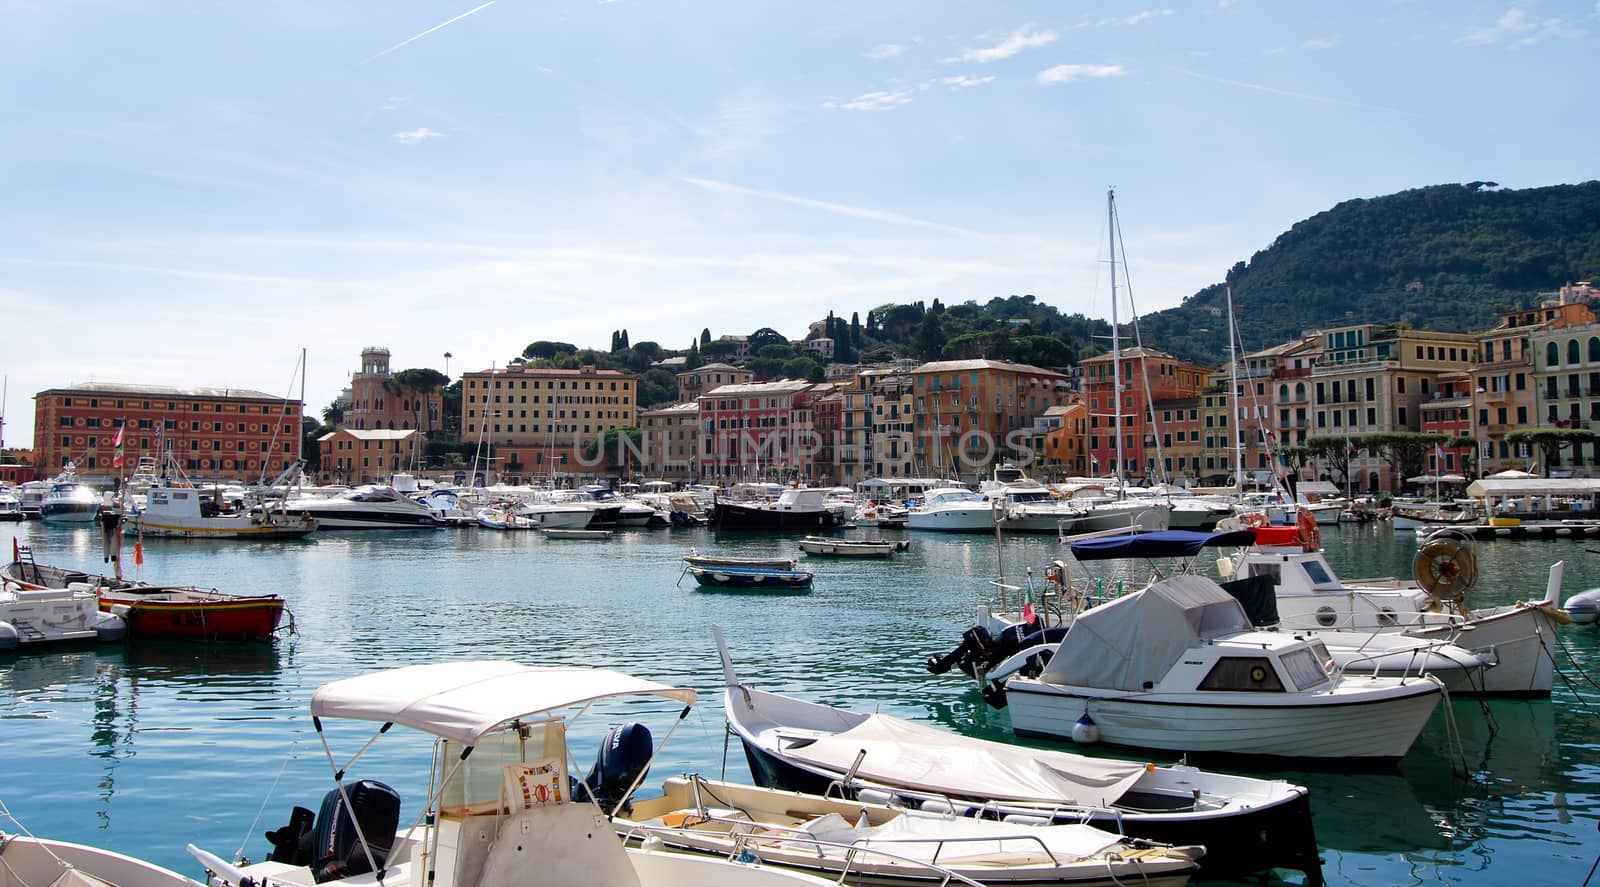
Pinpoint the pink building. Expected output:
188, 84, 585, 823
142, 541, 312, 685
697, 380, 817, 482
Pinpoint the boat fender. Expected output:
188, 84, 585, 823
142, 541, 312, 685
575, 722, 653, 816
1562, 588, 1600, 625
0, 622, 17, 651
1070, 714, 1100, 744
92, 612, 127, 643
856, 788, 897, 807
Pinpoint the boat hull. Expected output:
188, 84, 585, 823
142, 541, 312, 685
132, 515, 317, 540
712, 501, 841, 532
1407, 603, 1562, 696
690, 567, 812, 592
905, 509, 995, 533
98, 593, 285, 642
1005, 680, 1440, 760
40, 502, 100, 523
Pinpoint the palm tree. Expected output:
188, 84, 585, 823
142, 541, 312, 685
322, 399, 345, 426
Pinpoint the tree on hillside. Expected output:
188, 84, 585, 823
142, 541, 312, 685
685, 339, 702, 370
1506, 429, 1598, 476
782, 356, 822, 382
914, 312, 947, 360
850, 312, 861, 347
757, 343, 796, 361
386, 368, 448, 394
524, 341, 578, 360
701, 339, 739, 362
635, 367, 679, 409
750, 327, 788, 351
700, 328, 712, 346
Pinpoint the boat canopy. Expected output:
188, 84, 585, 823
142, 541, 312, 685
1070, 529, 1257, 561
1038, 575, 1253, 691
775, 711, 1148, 807
1465, 477, 1600, 498
310, 661, 697, 745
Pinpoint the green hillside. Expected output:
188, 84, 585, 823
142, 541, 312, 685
1138, 181, 1600, 364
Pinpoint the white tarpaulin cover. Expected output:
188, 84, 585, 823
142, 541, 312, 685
794, 813, 1124, 864
778, 712, 1146, 807
1038, 575, 1253, 692
310, 661, 697, 745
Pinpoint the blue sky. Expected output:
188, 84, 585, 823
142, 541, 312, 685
2, 1, 1595, 447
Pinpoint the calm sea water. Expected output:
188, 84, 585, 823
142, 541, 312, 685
3, 519, 1598, 886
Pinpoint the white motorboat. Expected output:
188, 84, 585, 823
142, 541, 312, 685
0, 579, 126, 650
620, 774, 1200, 887
16, 478, 50, 518
905, 488, 996, 533
716, 628, 1323, 884
189, 661, 839, 887
513, 495, 596, 529
0, 485, 23, 521
134, 482, 319, 540
287, 485, 443, 530
0, 832, 205, 887
1066, 494, 1170, 533
39, 463, 102, 524
796, 536, 907, 558
585, 485, 657, 526
1003, 575, 1443, 761
1216, 531, 1569, 695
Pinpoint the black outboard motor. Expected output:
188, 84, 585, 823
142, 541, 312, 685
265, 805, 317, 865
575, 723, 653, 816
311, 780, 402, 883
927, 619, 1048, 678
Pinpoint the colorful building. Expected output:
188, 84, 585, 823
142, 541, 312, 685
909, 359, 1071, 480
675, 362, 753, 403
637, 402, 700, 483
33, 383, 302, 482
1470, 299, 1593, 475
1080, 348, 1209, 484
697, 379, 816, 482
1530, 321, 1600, 475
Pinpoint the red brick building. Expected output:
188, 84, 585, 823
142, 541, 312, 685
33, 383, 302, 482
697, 380, 817, 482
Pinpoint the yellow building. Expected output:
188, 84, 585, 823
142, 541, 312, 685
638, 402, 699, 483
461, 362, 635, 483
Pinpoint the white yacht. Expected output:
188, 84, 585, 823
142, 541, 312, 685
513, 497, 595, 529
288, 485, 443, 530
1004, 574, 1443, 761
584, 485, 657, 526
905, 487, 996, 533
39, 463, 102, 524
980, 465, 1083, 534
0, 485, 23, 521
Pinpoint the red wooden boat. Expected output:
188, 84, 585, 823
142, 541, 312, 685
3, 547, 288, 642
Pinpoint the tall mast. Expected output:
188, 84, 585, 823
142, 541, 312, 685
298, 348, 307, 468
1227, 286, 1244, 489
1108, 189, 1124, 495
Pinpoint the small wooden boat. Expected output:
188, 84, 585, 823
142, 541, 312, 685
0, 833, 205, 887
620, 774, 1200, 887
4, 548, 287, 642
543, 527, 613, 539
682, 549, 798, 570
797, 536, 908, 558
688, 566, 813, 592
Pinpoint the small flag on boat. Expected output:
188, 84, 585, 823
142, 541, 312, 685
1346, 437, 1358, 456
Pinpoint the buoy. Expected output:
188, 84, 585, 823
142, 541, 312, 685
1563, 588, 1600, 625
0, 622, 18, 651
1071, 713, 1100, 744
93, 612, 127, 643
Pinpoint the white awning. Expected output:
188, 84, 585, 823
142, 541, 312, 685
1465, 478, 1600, 498
311, 661, 697, 745
779, 713, 1147, 808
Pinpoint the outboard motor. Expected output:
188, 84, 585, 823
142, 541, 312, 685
927, 619, 1047, 678
310, 780, 402, 883
265, 806, 317, 865
575, 723, 653, 816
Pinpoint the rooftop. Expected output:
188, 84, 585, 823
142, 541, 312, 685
640, 401, 700, 416
328, 429, 418, 440
38, 382, 286, 401
701, 379, 813, 397
910, 358, 1068, 377
676, 362, 746, 376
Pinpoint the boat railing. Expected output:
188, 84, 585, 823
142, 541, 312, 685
619, 819, 992, 887
1330, 635, 1466, 682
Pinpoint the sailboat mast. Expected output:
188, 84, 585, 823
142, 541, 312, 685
1227, 286, 1244, 490
1108, 189, 1124, 494
297, 348, 307, 469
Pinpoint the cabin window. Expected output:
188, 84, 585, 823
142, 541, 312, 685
1300, 560, 1335, 587
1280, 648, 1331, 691
1198, 657, 1285, 692
1247, 562, 1282, 586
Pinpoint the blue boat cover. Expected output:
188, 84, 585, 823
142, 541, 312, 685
1070, 529, 1258, 561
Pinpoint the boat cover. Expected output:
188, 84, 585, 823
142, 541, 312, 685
777, 712, 1147, 807
1037, 575, 1253, 691
1070, 529, 1257, 561
311, 661, 696, 745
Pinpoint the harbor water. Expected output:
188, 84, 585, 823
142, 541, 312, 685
2, 519, 1597, 886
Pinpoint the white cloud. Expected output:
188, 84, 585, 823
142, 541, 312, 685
823, 89, 916, 111
1124, 8, 1174, 25
1458, 7, 1586, 47
1035, 64, 1126, 85
939, 75, 995, 88
865, 42, 910, 60
950, 24, 1056, 63
1300, 37, 1336, 50
392, 127, 445, 144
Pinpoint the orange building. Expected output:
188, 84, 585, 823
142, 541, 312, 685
33, 383, 302, 482
318, 429, 420, 484
1080, 348, 1210, 483
908, 359, 1071, 479
344, 346, 444, 434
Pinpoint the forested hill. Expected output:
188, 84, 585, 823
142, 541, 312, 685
1138, 181, 1600, 364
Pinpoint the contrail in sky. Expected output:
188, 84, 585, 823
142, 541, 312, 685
362, 0, 498, 65
680, 177, 984, 238
1173, 67, 1413, 116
